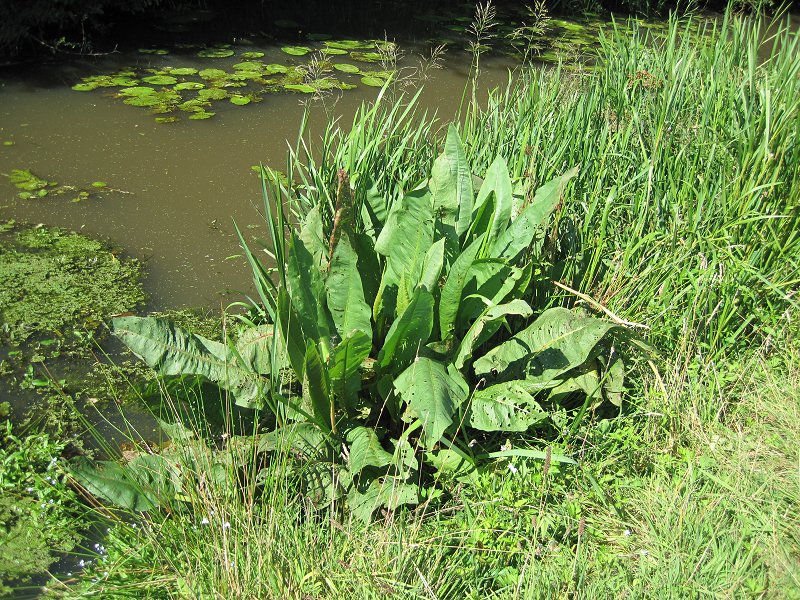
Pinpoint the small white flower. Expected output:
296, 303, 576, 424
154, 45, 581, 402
200, 517, 210, 525
26, 487, 34, 493
507, 462, 518, 475
623, 529, 631, 537
222, 521, 231, 530
639, 549, 649, 556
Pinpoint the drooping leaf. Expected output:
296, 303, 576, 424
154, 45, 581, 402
467, 381, 548, 432
112, 317, 268, 408
473, 307, 623, 385
326, 232, 372, 342
490, 166, 579, 261
347, 476, 420, 523
235, 325, 275, 375
346, 426, 393, 474
394, 358, 468, 448
430, 124, 474, 237
298, 204, 328, 270
454, 299, 533, 370
377, 288, 434, 372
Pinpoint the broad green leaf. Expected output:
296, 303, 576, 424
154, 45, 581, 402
299, 461, 347, 507
259, 423, 332, 461
425, 447, 478, 483
298, 205, 328, 270
491, 166, 578, 261
346, 426, 393, 474
429, 124, 474, 236
467, 381, 548, 432
458, 259, 521, 326
418, 238, 446, 292
362, 178, 388, 238
329, 331, 372, 410
475, 155, 513, 255
603, 352, 625, 407
473, 307, 623, 385
439, 235, 483, 339
394, 358, 468, 448
303, 342, 333, 433
377, 288, 434, 372
375, 187, 434, 318
326, 232, 372, 342
454, 299, 533, 370
112, 317, 267, 408
235, 325, 275, 375
347, 476, 420, 522
70, 454, 177, 511
353, 233, 381, 308
286, 232, 332, 344
277, 288, 307, 380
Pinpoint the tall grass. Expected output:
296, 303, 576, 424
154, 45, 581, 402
53, 11, 800, 599
276, 12, 800, 358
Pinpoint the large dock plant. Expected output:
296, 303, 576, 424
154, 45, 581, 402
83, 127, 638, 521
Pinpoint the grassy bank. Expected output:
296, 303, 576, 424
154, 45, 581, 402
18, 10, 800, 599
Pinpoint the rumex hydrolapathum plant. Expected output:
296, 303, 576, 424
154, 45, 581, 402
75, 126, 640, 522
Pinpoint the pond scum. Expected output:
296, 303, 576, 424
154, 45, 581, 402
2, 7, 800, 599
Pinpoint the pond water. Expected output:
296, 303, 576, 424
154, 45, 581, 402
0, 44, 517, 311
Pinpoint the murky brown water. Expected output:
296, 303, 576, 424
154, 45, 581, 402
0, 45, 514, 311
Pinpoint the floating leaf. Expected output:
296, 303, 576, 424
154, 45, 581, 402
188, 111, 215, 120
233, 61, 263, 71
264, 64, 289, 74
2, 140, 14, 146
281, 46, 311, 56
197, 48, 235, 58
333, 63, 361, 73
123, 95, 162, 107
138, 48, 169, 55
229, 95, 251, 106
169, 67, 198, 76
239, 51, 265, 59
155, 116, 179, 123
174, 81, 205, 91
142, 75, 178, 85
118, 86, 157, 97
197, 88, 228, 101
350, 51, 383, 63
71, 83, 96, 91
284, 83, 316, 93
198, 68, 227, 80
320, 48, 348, 56
327, 40, 373, 50
360, 76, 385, 87
91, 181, 108, 188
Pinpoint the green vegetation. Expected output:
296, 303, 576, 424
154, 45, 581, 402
0, 422, 84, 595
3, 7, 800, 599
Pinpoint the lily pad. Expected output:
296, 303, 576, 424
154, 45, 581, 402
123, 95, 163, 107
326, 40, 373, 50
198, 88, 228, 101
2, 141, 14, 146
264, 64, 289, 74
198, 68, 228, 80
139, 48, 169, 55
178, 99, 209, 112
239, 51, 265, 59
281, 46, 311, 56
333, 63, 361, 74
350, 51, 383, 63
72, 83, 97, 91
142, 75, 178, 85
174, 81, 205, 91
197, 48, 235, 58
155, 116, 179, 123
229, 95, 251, 106
169, 67, 199, 76
233, 61, 263, 71
188, 111, 215, 120
118, 86, 157, 97
360, 75, 386, 87
283, 83, 316, 93
320, 48, 348, 56
91, 181, 108, 188
7, 169, 56, 198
